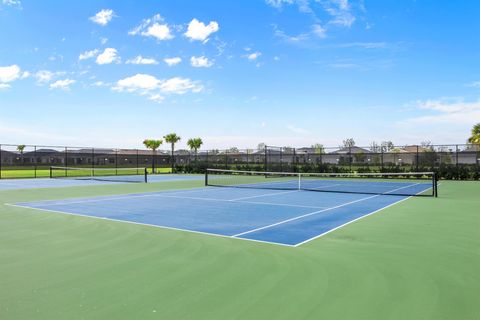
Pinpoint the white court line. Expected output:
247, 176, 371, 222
6, 181, 433, 247
15, 191, 327, 210
301, 183, 343, 191
151, 194, 327, 209
230, 189, 300, 201
14, 185, 327, 210
4, 203, 295, 248
294, 184, 434, 246
13, 186, 213, 206
232, 183, 422, 238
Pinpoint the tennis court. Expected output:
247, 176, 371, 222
11, 169, 435, 246
0, 173, 202, 190
2, 169, 479, 320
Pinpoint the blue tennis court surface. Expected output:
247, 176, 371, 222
0, 174, 202, 190
12, 182, 433, 246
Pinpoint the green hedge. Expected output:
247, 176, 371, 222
173, 162, 480, 180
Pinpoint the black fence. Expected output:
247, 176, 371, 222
1, 143, 479, 180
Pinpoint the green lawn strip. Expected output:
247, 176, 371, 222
0, 181, 479, 319
0, 167, 173, 179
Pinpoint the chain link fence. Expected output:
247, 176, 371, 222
0, 143, 479, 180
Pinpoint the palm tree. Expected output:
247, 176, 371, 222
17, 144, 25, 165
468, 123, 480, 145
187, 138, 203, 163
143, 139, 162, 173
164, 133, 181, 171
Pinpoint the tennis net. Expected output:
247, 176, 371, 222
50, 166, 148, 183
205, 169, 438, 197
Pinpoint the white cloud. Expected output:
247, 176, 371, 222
21, 71, 30, 78
129, 14, 173, 41
418, 99, 480, 113
190, 56, 213, 68
91, 81, 106, 87
469, 81, 480, 88
114, 74, 161, 92
268, 0, 357, 41
273, 25, 309, 43
50, 79, 75, 90
48, 54, 64, 62
148, 94, 165, 103
404, 98, 480, 125
287, 124, 308, 134
2, 0, 21, 8
329, 42, 387, 49
143, 23, 173, 40
184, 18, 219, 42
34, 70, 55, 83
246, 52, 262, 61
100, 37, 108, 45
312, 24, 327, 38
0, 83, 11, 90
0, 64, 21, 83
164, 57, 182, 66
265, 0, 293, 9
126, 55, 158, 65
113, 73, 203, 103
96, 48, 120, 65
160, 77, 203, 94
90, 9, 115, 26
323, 0, 356, 27
79, 49, 99, 60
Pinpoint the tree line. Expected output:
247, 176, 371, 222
143, 134, 203, 173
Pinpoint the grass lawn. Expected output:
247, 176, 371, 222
0, 167, 172, 179
0, 180, 478, 319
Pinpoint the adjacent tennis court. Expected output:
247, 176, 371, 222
10, 169, 435, 246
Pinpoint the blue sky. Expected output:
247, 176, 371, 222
0, 0, 479, 149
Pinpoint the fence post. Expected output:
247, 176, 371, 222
91, 148, 95, 176
136, 149, 139, 170
0, 144, 2, 179
280, 148, 283, 172
293, 148, 297, 172
34, 146, 37, 178
264, 145, 268, 171
225, 150, 228, 170
455, 145, 459, 179
381, 150, 384, 171
115, 149, 118, 175
206, 150, 209, 169
64, 147, 68, 176
416, 145, 419, 172
349, 146, 352, 172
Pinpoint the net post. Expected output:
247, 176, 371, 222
144, 167, 148, 183
298, 173, 301, 190
433, 172, 438, 197
205, 169, 209, 186
49, 166, 53, 179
